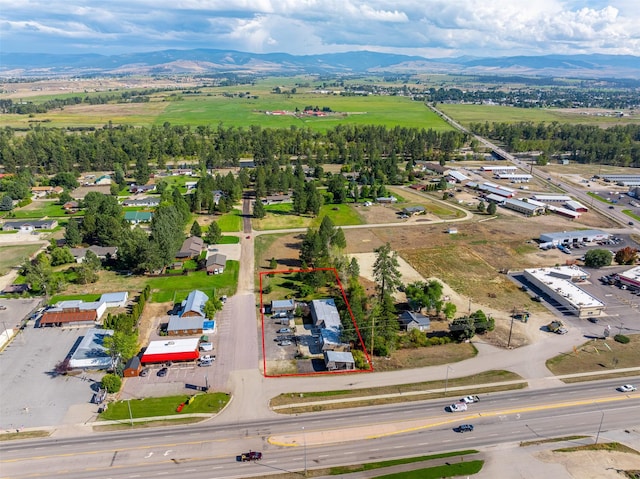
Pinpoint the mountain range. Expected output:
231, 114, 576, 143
2, 49, 640, 79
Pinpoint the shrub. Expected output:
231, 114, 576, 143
614, 334, 630, 344
101, 373, 122, 393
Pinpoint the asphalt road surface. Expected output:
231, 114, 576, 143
2, 377, 638, 479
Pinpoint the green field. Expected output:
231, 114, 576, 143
8, 202, 69, 219
214, 209, 243, 232
438, 103, 640, 127
2, 83, 453, 131
253, 202, 364, 230
148, 261, 239, 302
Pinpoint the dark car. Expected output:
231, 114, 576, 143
455, 424, 474, 433
588, 317, 599, 324
157, 367, 168, 377
629, 222, 634, 226
139, 368, 149, 377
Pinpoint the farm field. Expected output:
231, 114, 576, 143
438, 103, 640, 127
0, 81, 453, 131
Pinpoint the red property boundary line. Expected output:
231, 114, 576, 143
259, 267, 373, 378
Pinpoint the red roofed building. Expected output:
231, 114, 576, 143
140, 338, 200, 364
39, 309, 97, 327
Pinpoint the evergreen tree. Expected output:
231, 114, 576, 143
0, 194, 12, 211
190, 220, 202, 237
204, 221, 222, 244
253, 198, 266, 219
372, 242, 402, 302
487, 201, 497, 215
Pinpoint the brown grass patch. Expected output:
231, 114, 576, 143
0, 430, 51, 441
546, 334, 640, 377
372, 342, 478, 371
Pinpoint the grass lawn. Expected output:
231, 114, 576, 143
99, 392, 230, 421
546, 334, 640, 378
218, 235, 240, 244
312, 203, 365, 227
622, 209, 640, 222
148, 261, 239, 302
0, 244, 43, 275
328, 451, 479, 475
215, 209, 243, 232
9, 202, 68, 219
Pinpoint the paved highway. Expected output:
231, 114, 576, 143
2, 377, 638, 478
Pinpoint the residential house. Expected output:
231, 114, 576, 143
262, 194, 292, 205
69, 245, 118, 263
402, 206, 426, 216
2, 219, 58, 232
121, 197, 160, 208
398, 311, 431, 332
176, 236, 204, 259
128, 184, 157, 194
124, 211, 153, 224
206, 253, 227, 275
324, 351, 355, 371
94, 175, 112, 185
1, 284, 30, 294
63, 201, 80, 213
180, 290, 209, 318
310, 299, 345, 352
30, 186, 54, 198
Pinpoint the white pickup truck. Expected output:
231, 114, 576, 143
449, 402, 468, 412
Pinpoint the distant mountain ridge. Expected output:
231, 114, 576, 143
1, 49, 639, 79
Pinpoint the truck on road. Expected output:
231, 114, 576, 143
547, 320, 568, 335
238, 451, 262, 462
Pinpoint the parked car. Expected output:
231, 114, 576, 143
278, 340, 293, 346
198, 359, 213, 367
139, 368, 149, 377
618, 384, 637, 392
157, 367, 168, 377
0, 305, 6, 310
277, 328, 292, 333
455, 424, 474, 433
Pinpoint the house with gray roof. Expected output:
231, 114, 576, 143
206, 253, 227, 274
271, 299, 295, 314
180, 290, 209, 318
310, 299, 345, 352
99, 292, 128, 308
398, 311, 431, 332
177, 236, 204, 259
70, 245, 118, 263
324, 350, 355, 370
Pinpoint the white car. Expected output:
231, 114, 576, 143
460, 395, 479, 404
449, 402, 468, 412
618, 384, 637, 392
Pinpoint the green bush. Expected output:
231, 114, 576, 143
101, 373, 122, 393
614, 334, 630, 344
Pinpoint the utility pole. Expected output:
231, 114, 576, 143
127, 398, 133, 427
507, 312, 515, 349
302, 426, 307, 476
595, 411, 605, 444
444, 365, 453, 397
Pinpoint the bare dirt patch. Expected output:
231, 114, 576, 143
536, 449, 640, 479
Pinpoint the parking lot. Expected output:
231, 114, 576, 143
0, 318, 102, 430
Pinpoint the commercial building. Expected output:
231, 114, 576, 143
539, 230, 609, 245
524, 266, 605, 318
480, 165, 517, 172
502, 198, 545, 216
565, 200, 588, 212
68, 328, 114, 369
100, 292, 128, 308
141, 338, 200, 364
547, 205, 581, 219
446, 170, 469, 183
495, 173, 533, 182
167, 316, 204, 336
616, 266, 640, 290
531, 195, 572, 203
477, 184, 516, 198
310, 299, 345, 352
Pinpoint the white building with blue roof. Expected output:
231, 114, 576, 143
69, 328, 114, 369
100, 292, 128, 308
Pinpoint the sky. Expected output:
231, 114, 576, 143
1, 0, 639, 58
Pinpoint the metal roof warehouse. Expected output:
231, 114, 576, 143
539, 230, 609, 244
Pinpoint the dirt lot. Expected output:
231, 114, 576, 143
536, 449, 640, 479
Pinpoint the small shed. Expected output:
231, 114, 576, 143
324, 351, 355, 371
100, 292, 128, 308
123, 356, 142, 377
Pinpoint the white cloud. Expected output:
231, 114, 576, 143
0, 0, 638, 56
